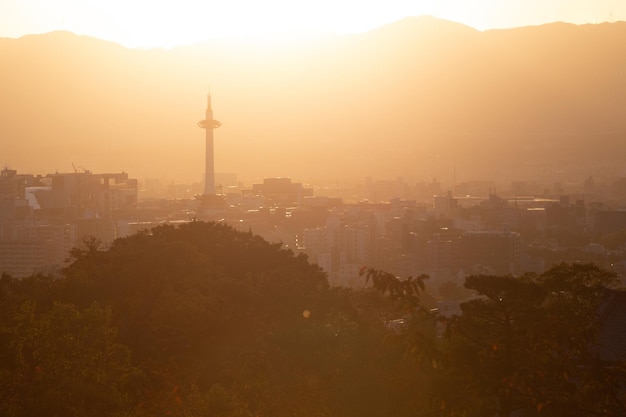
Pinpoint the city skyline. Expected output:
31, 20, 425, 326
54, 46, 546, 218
2, 18, 626, 185
3, 3, 626, 414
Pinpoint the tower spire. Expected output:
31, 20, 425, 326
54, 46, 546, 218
197, 91, 222, 196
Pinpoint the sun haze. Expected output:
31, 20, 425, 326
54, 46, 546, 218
1, 0, 625, 47
2, 0, 431, 47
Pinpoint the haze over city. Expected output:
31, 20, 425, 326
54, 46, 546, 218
2, 2, 626, 186
3, 2, 626, 416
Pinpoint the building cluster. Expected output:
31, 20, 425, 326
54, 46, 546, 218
195, 175, 626, 294
271, 198, 526, 289
0, 168, 137, 277
5, 166, 626, 297
151, 174, 626, 294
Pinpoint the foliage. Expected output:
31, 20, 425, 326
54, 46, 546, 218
360, 266, 428, 310
0, 301, 137, 417
441, 263, 625, 417
366, 262, 626, 417
0, 221, 430, 417
4, 220, 625, 417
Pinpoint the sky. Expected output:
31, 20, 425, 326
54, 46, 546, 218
2, 0, 625, 48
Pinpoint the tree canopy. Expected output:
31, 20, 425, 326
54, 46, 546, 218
0, 221, 425, 417
366, 263, 626, 416
1, 222, 625, 416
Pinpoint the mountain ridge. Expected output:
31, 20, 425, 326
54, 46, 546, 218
1, 18, 625, 184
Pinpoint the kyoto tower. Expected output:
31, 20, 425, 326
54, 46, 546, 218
197, 93, 222, 195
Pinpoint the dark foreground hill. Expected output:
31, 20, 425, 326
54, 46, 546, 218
0, 222, 624, 416
0, 222, 423, 417
1, 17, 625, 182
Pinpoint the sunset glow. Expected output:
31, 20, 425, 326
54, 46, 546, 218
2, 0, 625, 48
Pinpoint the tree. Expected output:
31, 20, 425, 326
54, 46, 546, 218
0, 301, 138, 417
359, 267, 428, 311
364, 262, 626, 416
443, 274, 548, 416
55, 221, 430, 417
1, 222, 452, 417
442, 263, 625, 416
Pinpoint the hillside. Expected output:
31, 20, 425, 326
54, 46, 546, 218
1, 17, 625, 183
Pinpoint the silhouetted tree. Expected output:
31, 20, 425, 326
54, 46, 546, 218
50, 221, 427, 417
442, 263, 625, 416
365, 263, 626, 417
2, 221, 519, 417
0, 301, 137, 417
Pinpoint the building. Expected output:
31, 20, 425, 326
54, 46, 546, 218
0, 223, 76, 278
249, 178, 313, 207
0, 169, 137, 278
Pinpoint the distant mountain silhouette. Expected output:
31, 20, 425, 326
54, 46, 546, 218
1, 17, 625, 183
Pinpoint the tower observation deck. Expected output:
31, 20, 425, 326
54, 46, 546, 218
197, 93, 222, 195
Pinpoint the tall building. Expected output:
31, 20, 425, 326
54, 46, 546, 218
197, 93, 222, 195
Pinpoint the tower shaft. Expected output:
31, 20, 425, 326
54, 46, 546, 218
197, 93, 221, 197
204, 95, 215, 195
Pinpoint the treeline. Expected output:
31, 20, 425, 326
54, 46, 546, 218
0, 221, 624, 416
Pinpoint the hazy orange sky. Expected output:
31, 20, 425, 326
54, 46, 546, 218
2, 0, 625, 48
